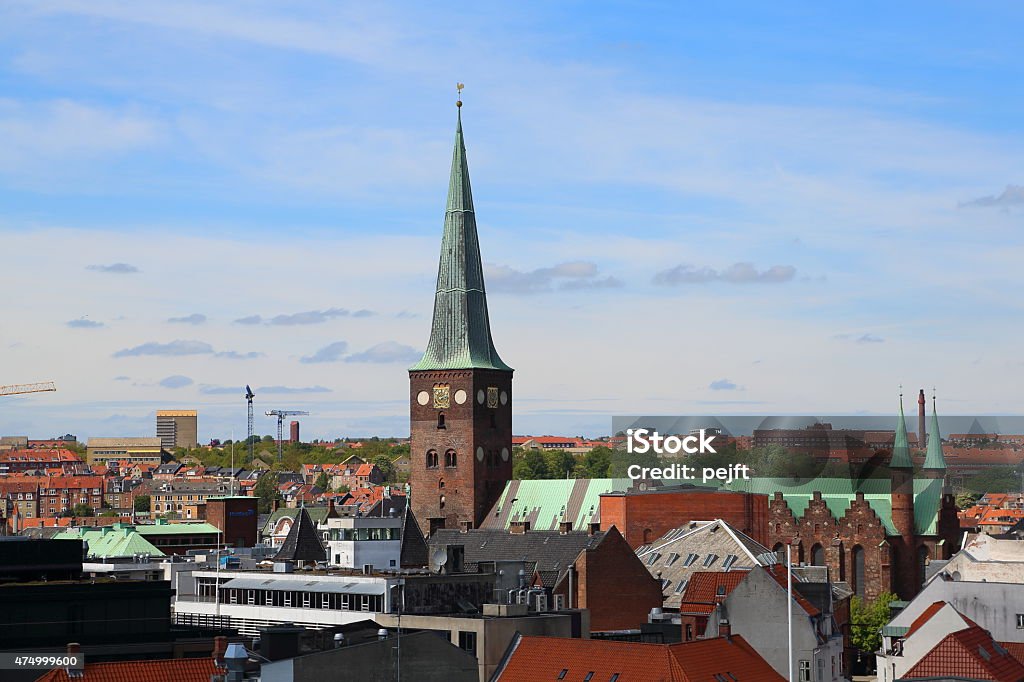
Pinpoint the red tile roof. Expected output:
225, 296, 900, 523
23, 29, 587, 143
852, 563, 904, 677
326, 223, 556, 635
903, 626, 1024, 681
494, 634, 784, 681
34, 658, 221, 682
1001, 641, 1024, 666
764, 564, 821, 616
678, 570, 750, 615
905, 601, 949, 638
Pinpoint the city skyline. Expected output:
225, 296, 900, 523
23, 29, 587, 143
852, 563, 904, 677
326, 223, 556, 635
2, 3, 1023, 440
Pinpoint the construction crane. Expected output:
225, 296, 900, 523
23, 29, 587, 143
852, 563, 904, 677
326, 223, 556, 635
0, 382, 57, 397
266, 409, 308, 461
245, 385, 255, 464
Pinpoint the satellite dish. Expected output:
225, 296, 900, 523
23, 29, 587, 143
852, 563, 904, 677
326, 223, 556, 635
430, 548, 448, 573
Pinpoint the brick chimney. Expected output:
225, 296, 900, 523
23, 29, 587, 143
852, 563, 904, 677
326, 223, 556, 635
719, 618, 731, 640
559, 520, 573, 534
510, 520, 530, 534
213, 635, 227, 667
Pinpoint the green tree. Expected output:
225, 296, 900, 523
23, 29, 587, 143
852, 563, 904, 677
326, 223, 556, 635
850, 591, 897, 654
545, 449, 577, 479
254, 472, 282, 514
134, 495, 151, 512
373, 455, 396, 482
71, 503, 94, 517
581, 446, 613, 478
956, 491, 979, 510
314, 471, 331, 491
513, 447, 550, 480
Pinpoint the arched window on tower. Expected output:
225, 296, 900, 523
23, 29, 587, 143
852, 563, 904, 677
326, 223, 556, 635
811, 543, 825, 566
426, 449, 439, 469
445, 449, 457, 468
437, 413, 446, 429
439, 495, 446, 511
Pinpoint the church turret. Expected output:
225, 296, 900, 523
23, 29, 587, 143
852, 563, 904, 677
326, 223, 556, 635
922, 394, 947, 479
890, 392, 917, 598
409, 94, 513, 537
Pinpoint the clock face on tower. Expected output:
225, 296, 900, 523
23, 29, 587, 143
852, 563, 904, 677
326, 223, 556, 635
433, 385, 450, 409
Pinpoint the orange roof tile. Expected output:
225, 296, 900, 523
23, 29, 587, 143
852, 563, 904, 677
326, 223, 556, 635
35, 658, 221, 682
903, 626, 1024, 681
494, 634, 784, 681
678, 570, 750, 615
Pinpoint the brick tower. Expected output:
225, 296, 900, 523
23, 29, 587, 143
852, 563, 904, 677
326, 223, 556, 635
889, 394, 917, 597
409, 100, 513, 538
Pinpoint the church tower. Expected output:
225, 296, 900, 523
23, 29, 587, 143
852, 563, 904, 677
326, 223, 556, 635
409, 98, 513, 537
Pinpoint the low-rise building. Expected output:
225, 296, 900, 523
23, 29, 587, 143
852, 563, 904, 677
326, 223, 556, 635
37, 475, 104, 517
702, 564, 847, 682
86, 437, 165, 467
150, 479, 231, 517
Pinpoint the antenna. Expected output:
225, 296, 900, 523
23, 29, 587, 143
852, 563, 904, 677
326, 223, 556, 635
429, 548, 448, 573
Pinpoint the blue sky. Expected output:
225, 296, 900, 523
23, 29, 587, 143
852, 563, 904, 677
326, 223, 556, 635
1, 2, 1022, 440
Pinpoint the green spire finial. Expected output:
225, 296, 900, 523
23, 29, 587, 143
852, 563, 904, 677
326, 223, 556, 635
410, 96, 512, 373
891, 391, 913, 469
923, 392, 947, 470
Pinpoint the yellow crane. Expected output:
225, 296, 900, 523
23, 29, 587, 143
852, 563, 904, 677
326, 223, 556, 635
0, 382, 57, 397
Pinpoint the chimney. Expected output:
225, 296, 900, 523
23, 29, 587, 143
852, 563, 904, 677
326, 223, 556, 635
272, 498, 281, 513
559, 520, 573, 534
66, 643, 82, 678
588, 521, 600, 535
720, 618, 731, 640
213, 635, 227, 667
510, 520, 530, 534
459, 520, 472, 533
918, 389, 927, 449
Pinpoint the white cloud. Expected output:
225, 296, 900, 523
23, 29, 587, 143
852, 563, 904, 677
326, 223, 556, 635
168, 313, 206, 324
345, 341, 420, 364
159, 375, 193, 389
86, 263, 139, 274
654, 263, 796, 285
300, 341, 349, 364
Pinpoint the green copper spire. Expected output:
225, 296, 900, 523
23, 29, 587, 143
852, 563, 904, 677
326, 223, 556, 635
923, 397, 947, 470
410, 105, 512, 372
890, 394, 914, 469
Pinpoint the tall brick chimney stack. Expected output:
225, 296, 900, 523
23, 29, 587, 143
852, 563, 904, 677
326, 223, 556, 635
918, 389, 927, 449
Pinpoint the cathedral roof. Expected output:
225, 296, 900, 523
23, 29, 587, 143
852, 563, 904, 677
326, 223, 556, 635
923, 399, 948, 470
410, 106, 512, 373
890, 395, 914, 469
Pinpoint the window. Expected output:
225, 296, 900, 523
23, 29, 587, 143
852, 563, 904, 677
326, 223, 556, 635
445, 449, 457, 468
1017, 614, 1024, 629
584, 674, 594, 682
722, 554, 737, 570
457, 631, 477, 655
666, 552, 680, 566
557, 671, 568, 680
426, 450, 439, 469
610, 675, 620, 682
683, 553, 699, 567
437, 413, 446, 429
703, 553, 718, 567
675, 579, 688, 594
798, 660, 810, 682
646, 553, 661, 566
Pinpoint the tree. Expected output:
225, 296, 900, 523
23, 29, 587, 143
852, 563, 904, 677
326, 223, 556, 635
850, 591, 897, 654
373, 455, 396, 482
956, 491, 979, 510
545, 449, 577, 479
254, 472, 282, 514
134, 495, 151, 513
513, 447, 550, 480
581, 446, 613, 478
71, 503, 94, 517
314, 471, 331, 491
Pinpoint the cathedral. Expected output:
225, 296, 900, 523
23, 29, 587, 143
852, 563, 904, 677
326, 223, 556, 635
409, 101, 513, 537
732, 396, 961, 602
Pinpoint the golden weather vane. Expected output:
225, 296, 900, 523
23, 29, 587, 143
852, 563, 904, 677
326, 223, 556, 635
456, 82, 464, 108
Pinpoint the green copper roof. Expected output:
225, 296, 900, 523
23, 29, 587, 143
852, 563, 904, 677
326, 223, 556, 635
725, 477, 944, 536
890, 396, 913, 469
55, 526, 165, 559
923, 400, 947, 470
480, 478, 632, 532
410, 109, 512, 372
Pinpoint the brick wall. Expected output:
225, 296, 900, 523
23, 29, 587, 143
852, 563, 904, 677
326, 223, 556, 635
599, 489, 769, 548
573, 526, 663, 631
